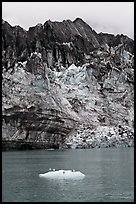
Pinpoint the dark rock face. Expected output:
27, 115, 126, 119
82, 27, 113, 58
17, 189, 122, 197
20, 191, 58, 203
2, 108, 75, 150
2, 18, 134, 69
2, 18, 134, 150
98, 32, 134, 54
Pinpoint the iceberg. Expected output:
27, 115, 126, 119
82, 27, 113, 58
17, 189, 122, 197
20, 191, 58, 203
39, 169, 85, 180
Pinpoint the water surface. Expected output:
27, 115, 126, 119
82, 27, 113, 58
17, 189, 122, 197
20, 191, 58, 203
2, 148, 134, 202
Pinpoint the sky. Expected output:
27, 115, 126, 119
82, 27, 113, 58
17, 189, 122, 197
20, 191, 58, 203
2, 2, 134, 39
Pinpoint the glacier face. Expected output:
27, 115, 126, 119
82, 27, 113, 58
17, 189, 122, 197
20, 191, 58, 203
2, 19, 134, 149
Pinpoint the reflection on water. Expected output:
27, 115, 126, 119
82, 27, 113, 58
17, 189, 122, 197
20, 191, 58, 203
2, 148, 134, 202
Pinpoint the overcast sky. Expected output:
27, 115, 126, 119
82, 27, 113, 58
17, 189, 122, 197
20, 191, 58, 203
2, 2, 134, 39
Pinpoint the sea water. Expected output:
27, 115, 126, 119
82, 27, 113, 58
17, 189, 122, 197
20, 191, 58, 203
2, 148, 134, 202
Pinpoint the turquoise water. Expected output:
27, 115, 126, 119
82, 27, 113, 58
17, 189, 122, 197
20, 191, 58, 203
2, 148, 134, 202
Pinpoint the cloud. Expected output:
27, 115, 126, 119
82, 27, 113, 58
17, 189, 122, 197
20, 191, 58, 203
2, 2, 134, 39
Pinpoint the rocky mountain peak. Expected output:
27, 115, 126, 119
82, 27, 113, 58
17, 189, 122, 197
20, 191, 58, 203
73, 17, 85, 22
73, 17, 93, 30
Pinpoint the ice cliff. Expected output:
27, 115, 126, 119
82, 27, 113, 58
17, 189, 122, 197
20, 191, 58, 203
2, 18, 134, 150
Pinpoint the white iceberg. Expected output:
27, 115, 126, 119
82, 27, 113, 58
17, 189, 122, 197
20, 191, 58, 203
39, 169, 85, 180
